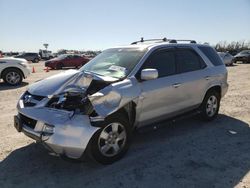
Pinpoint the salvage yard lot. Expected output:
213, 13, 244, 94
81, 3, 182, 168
0, 62, 250, 188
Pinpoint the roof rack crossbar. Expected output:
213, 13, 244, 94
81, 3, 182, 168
173, 39, 197, 44
131, 37, 196, 45
131, 37, 167, 45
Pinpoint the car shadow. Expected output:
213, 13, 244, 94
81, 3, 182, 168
0, 114, 250, 188
0, 82, 28, 91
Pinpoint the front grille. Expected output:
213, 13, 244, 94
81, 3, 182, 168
19, 113, 37, 129
22, 91, 45, 107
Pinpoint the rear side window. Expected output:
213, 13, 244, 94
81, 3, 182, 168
175, 49, 205, 73
199, 46, 223, 66
142, 50, 176, 78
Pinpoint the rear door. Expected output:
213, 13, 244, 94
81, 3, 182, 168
73, 55, 82, 67
63, 55, 73, 67
174, 47, 208, 109
24, 53, 31, 61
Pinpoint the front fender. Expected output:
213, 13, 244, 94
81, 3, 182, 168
88, 77, 141, 117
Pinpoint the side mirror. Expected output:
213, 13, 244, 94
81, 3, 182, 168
141, 69, 158, 81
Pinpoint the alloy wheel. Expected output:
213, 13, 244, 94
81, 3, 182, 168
98, 122, 127, 157
206, 95, 218, 117
6, 71, 21, 85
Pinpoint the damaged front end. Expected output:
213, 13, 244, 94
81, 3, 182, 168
15, 70, 140, 159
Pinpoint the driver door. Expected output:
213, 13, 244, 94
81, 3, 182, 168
137, 48, 183, 127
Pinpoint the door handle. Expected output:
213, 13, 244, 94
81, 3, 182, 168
205, 76, 211, 80
172, 83, 181, 88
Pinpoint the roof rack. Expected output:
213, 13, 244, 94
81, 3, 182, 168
131, 37, 167, 45
169, 39, 196, 44
131, 37, 196, 45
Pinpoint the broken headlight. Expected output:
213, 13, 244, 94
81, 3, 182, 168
46, 91, 93, 114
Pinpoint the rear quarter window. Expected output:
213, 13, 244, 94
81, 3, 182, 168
199, 46, 224, 66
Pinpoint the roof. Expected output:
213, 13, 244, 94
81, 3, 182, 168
111, 40, 210, 51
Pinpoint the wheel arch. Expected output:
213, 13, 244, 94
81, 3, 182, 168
204, 85, 222, 99
111, 101, 137, 129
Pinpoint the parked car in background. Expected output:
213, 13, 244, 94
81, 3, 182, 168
3, 52, 19, 57
218, 52, 234, 66
234, 50, 250, 63
14, 38, 228, 164
15, 53, 41, 63
39, 49, 54, 60
45, 54, 90, 69
0, 57, 31, 85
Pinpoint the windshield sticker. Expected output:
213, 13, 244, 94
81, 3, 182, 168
108, 65, 126, 72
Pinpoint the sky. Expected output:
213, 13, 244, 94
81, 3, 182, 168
0, 0, 250, 52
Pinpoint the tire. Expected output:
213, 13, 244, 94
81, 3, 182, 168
200, 90, 220, 121
87, 112, 132, 164
56, 63, 63, 70
2, 68, 23, 85
33, 58, 39, 63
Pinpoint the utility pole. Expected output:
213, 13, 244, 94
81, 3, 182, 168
43, 43, 49, 51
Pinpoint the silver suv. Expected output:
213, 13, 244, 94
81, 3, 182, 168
14, 38, 228, 164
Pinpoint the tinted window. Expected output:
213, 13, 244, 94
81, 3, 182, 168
175, 49, 204, 73
142, 50, 176, 78
199, 46, 223, 66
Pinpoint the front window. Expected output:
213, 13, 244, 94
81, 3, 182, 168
80, 48, 146, 79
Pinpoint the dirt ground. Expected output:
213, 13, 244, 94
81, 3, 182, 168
0, 62, 250, 188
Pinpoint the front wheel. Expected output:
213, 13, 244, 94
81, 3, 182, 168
88, 113, 132, 164
200, 90, 220, 121
3, 68, 23, 85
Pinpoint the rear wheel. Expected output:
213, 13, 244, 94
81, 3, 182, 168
33, 58, 39, 63
200, 90, 220, 121
88, 113, 132, 164
2, 68, 23, 85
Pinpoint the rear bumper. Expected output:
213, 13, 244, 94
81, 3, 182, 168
15, 101, 100, 159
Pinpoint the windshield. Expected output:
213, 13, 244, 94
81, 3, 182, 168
80, 48, 146, 79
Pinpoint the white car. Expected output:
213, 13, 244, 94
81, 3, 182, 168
0, 57, 31, 85
218, 52, 234, 66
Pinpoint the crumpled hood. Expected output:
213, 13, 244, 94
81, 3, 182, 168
28, 69, 119, 96
28, 69, 80, 96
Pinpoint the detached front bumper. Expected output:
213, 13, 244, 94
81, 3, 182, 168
15, 100, 100, 159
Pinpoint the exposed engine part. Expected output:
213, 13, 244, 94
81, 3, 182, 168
47, 92, 93, 114
46, 79, 113, 115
